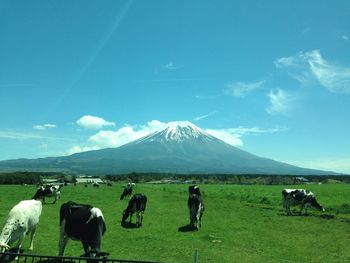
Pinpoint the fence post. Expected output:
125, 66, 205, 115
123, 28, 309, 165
193, 248, 199, 263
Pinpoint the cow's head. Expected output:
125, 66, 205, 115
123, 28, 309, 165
0, 242, 10, 253
121, 209, 130, 223
308, 196, 325, 212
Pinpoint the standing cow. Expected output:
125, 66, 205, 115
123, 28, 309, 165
32, 184, 63, 204
121, 194, 147, 227
282, 189, 325, 215
188, 193, 204, 230
120, 183, 135, 200
58, 201, 106, 258
0, 200, 42, 253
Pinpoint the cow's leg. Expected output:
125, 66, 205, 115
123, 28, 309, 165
58, 221, 69, 256
140, 211, 144, 226
13, 231, 26, 259
136, 212, 141, 227
301, 203, 310, 216
129, 213, 133, 224
82, 242, 90, 255
15, 231, 26, 250
28, 227, 37, 251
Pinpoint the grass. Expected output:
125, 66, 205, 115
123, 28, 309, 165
0, 183, 349, 263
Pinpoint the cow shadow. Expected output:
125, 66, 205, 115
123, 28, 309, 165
121, 221, 139, 229
178, 224, 197, 232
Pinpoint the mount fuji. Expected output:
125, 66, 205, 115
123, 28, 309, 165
0, 121, 336, 175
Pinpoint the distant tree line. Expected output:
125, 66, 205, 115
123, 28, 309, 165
1, 171, 349, 185
0, 171, 66, 184
103, 172, 350, 185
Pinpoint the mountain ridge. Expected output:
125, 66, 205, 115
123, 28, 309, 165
0, 121, 339, 175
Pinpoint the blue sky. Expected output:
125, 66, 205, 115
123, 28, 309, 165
1, 0, 350, 174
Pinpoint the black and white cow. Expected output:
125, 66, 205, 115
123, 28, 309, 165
32, 184, 63, 204
282, 189, 325, 215
120, 183, 135, 200
188, 185, 201, 196
121, 194, 147, 227
188, 194, 204, 230
58, 201, 106, 257
0, 200, 42, 253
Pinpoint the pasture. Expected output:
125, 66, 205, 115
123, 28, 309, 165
0, 183, 349, 263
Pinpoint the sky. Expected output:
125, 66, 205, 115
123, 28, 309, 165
0, 0, 350, 174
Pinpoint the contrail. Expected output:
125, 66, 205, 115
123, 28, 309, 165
53, 0, 134, 107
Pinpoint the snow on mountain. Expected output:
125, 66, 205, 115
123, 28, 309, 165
134, 121, 215, 144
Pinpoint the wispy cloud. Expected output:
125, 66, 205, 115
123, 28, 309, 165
224, 81, 264, 97
0, 130, 74, 141
204, 126, 286, 146
163, 62, 178, 70
341, 35, 349, 41
275, 50, 350, 94
266, 88, 292, 115
76, 115, 115, 130
33, 124, 57, 130
286, 158, 350, 174
193, 111, 218, 121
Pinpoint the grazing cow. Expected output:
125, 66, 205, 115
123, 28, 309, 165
121, 194, 147, 227
32, 184, 63, 204
188, 194, 204, 230
120, 183, 135, 200
0, 200, 42, 253
58, 201, 106, 257
282, 189, 325, 215
188, 185, 201, 196
93, 182, 99, 188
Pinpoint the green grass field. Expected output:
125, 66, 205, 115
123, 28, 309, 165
0, 183, 349, 263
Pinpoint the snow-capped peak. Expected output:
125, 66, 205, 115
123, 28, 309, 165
133, 120, 215, 145
160, 121, 209, 141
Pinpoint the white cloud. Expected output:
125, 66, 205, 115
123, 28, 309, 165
342, 35, 349, 41
76, 115, 115, 129
224, 81, 264, 97
286, 158, 350, 174
302, 50, 350, 93
205, 126, 287, 146
33, 124, 56, 130
0, 130, 74, 141
205, 129, 243, 146
266, 88, 292, 115
163, 62, 177, 70
275, 50, 350, 94
274, 57, 298, 68
67, 145, 101, 155
67, 120, 167, 153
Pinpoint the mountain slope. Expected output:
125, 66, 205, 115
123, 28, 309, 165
0, 121, 337, 175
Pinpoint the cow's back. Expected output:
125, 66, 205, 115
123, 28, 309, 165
8, 200, 42, 227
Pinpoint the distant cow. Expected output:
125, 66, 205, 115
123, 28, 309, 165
93, 182, 99, 188
0, 200, 42, 253
189, 185, 201, 196
282, 189, 325, 215
58, 201, 106, 257
32, 184, 62, 204
120, 183, 135, 200
188, 194, 204, 230
121, 194, 147, 227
